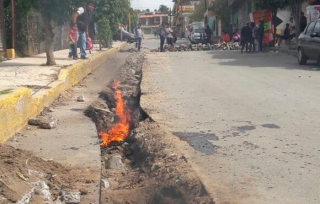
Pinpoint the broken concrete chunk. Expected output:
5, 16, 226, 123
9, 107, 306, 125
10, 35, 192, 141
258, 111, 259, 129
101, 179, 110, 189
106, 154, 125, 170
39, 119, 57, 129
77, 95, 85, 102
64, 192, 80, 204
28, 118, 41, 126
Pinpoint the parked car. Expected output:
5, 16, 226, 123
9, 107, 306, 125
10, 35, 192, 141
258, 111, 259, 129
298, 19, 320, 65
116, 30, 136, 43
190, 28, 207, 44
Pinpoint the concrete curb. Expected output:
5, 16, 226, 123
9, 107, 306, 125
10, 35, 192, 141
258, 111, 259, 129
0, 44, 125, 143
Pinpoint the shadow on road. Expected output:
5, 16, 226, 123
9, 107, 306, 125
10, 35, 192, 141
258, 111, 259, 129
206, 50, 320, 72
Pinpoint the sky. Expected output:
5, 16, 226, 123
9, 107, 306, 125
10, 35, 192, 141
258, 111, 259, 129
131, 0, 174, 11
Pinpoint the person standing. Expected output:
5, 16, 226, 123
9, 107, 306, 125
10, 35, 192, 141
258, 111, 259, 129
72, 1, 95, 59
300, 12, 307, 33
135, 24, 144, 51
252, 23, 260, 52
165, 23, 174, 46
249, 22, 256, 52
69, 23, 78, 60
205, 25, 213, 44
158, 22, 166, 51
240, 22, 252, 53
257, 21, 265, 52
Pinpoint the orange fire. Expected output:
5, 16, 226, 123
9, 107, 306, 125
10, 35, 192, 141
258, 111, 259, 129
98, 81, 131, 146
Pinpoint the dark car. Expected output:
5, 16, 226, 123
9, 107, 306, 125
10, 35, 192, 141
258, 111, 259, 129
298, 20, 320, 65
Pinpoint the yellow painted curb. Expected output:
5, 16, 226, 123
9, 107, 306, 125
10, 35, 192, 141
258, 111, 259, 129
0, 44, 125, 143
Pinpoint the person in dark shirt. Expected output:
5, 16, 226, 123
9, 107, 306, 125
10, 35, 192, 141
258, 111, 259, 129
276, 23, 291, 47
72, 1, 95, 59
240, 22, 252, 53
300, 12, 307, 33
257, 21, 265, 52
205, 25, 213, 44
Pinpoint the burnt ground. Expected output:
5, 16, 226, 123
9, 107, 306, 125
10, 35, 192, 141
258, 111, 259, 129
0, 49, 215, 204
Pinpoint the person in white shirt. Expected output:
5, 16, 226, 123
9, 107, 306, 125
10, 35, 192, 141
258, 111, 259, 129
135, 24, 144, 51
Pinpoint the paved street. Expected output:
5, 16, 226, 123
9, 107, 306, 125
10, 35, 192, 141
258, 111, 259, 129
141, 38, 320, 204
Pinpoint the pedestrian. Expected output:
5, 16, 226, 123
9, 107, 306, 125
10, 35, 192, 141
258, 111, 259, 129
221, 31, 230, 43
205, 25, 213, 44
276, 23, 291, 47
240, 22, 252, 53
72, 1, 95, 59
158, 22, 166, 52
69, 23, 78, 60
252, 23, 260, 52
232, 23, 238, 33
232, 31, 240, 43
249, 22, 256, 52
135, 24, 144, 51
257, 21, 265, 52
300, 12, 307, 33
165, 23, 174, 46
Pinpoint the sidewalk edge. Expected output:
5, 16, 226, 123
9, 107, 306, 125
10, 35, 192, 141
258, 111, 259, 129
0, 44, 125, 143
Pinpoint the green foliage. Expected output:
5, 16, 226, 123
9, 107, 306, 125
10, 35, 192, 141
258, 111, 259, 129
210, 0, 231, 32
253, 0, 290, 14
96, 17, 112, 47
159, 4, 170, 14
190, 0, 206, 22
94, 0, 131, 47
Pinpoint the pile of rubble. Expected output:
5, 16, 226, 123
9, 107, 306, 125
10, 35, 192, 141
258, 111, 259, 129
151, 42, 241, 52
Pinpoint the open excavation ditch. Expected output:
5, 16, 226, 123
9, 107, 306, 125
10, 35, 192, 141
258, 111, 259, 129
0, 50, 215, 204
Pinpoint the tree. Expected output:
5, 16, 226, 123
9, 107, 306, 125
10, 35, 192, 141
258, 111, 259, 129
289, 0, 307, 34
190, 0, 206, 22
210, 0, 231, 32
253, 0, 291, 39
94, 0, 131, 47
22, 0, 86, 65
159, 4, 170, 14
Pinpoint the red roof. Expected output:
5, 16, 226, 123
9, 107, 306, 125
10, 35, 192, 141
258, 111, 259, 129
139, 14, 168, 18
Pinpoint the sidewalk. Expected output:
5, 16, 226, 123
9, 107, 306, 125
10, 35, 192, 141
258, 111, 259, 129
0, 42, 126, 142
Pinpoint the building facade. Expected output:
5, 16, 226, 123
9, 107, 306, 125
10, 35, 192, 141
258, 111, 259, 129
139, 13, 168, 34
172, 0, 200, 38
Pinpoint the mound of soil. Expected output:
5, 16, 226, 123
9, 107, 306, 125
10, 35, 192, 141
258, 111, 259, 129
0, 144, 99, 204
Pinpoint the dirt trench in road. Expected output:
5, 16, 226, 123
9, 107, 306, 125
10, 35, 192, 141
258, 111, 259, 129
88, 49, 215, 204
0, 48, 214, 204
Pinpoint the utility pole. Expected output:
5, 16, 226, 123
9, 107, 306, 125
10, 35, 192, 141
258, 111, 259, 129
11, 0, 15, 50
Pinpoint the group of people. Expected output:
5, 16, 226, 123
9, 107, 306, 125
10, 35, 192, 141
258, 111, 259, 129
68, 1, 95, 60
157, 22, 178, 52
221, 21, 265, 53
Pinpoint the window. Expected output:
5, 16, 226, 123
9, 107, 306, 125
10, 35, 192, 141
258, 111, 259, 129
306, 21, 316, 35
314, 21, 320, 33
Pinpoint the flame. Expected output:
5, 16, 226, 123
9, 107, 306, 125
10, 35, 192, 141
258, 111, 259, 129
98, 81, 131, 146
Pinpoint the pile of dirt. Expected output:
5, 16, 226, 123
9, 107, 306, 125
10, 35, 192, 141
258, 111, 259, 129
90, 51, 215, 204
0, 144, 99, 204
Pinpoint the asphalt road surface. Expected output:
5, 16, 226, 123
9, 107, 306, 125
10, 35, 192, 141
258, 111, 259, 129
141, 37, 320, 204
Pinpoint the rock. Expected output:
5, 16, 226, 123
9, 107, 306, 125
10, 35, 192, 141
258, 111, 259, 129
151, 162, 162, 171
130, 69, 136, 75
101, 179, 110, 189
106, 155, 125, 170
79, 188, 88, 195
28, 118, 41, 126
39, 118, 57, 129
64, 192, 80, 204
77, 95, 85, 102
